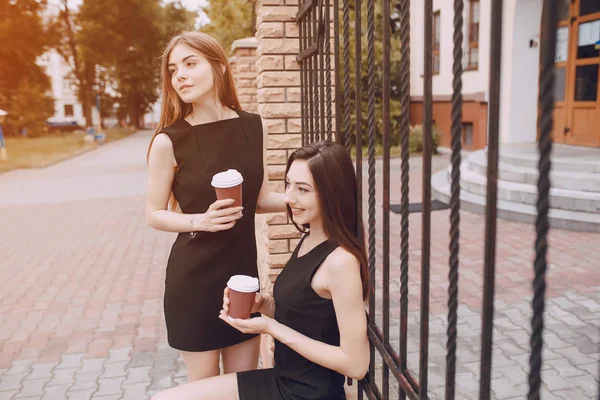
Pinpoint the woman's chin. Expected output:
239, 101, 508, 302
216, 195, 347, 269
178, 94, 195, 103
179, 90, 211, 105
291, 215, 306, 225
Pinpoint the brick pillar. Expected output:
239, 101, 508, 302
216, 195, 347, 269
253, 0, 302, 368
230, 37, 258, 112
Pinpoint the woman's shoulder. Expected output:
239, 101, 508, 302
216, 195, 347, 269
321, 246, 363, 297
323, 246, 359, 273
160, 118, 190, 134
157, 119, 191, 148
236, 109, 261, 120
236, 110, 263, 129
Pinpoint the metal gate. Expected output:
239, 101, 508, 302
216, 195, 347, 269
293, 0, 583, 399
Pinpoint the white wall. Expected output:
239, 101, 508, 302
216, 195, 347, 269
410, 0, 544, 145
410, 0, 491, 98
39, 49, 87, 127
499, 0, 543, 144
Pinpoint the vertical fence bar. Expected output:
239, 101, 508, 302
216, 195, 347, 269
528, 1, 556, 399
420, 1, 433, 398
479, 1, 503, 398
318, 0, 326, 140
354, 0, 363, 233
382, 0, 391, 397
299, 5, 306, 145
445, 0, 463, 399
366, 0, 377, 390
342, 0, 351, 152
312, 3, 319, 143
324, 0, 333, 141
308, 3, 316, 144
354, 2, 364, 395
398, 0, 411, 398
333, 0, 341, 144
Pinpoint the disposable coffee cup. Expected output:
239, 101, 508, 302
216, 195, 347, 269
211, 169, 243, 208
226, 275, 260, 319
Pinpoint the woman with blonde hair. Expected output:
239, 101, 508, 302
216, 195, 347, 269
146, 31, 286, 381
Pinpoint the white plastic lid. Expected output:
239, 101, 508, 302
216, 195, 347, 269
227, 275, 259, 292
211, 169, 243, 188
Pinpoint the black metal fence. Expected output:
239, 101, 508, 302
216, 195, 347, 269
294, 0, 577, 399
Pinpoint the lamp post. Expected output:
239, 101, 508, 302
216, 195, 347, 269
0, 109, 7, 161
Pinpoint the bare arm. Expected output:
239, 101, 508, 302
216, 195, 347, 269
146, 133, 243, 233
268, 251, 369, 380
256, 117, 287, 214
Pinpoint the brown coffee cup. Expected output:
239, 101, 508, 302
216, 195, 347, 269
211, 169, 243, 208
227, 275, 260, 320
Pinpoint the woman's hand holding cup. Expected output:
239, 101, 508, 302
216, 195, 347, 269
222, 287, 264, 317
220, 281, 273, 335
220, 276, 260, 320
199, 199, 243, 232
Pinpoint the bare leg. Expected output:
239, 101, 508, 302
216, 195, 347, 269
181, 350, 220, 382
221, 336, 260, 374
151, 373, 240, 400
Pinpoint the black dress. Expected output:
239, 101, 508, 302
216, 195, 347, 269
160, 110, 263, 352
237, 235, 347, 400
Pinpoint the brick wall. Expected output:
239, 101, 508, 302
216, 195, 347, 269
253, 0, 303, 368
230, 37, 258, 113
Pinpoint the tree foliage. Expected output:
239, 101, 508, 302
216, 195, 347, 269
47, 0, 196, 129
339, 1, 404, 146
200, 0, 255, 55
0, 0, 54, 135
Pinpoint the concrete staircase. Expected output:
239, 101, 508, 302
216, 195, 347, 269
432, 144, 600, 232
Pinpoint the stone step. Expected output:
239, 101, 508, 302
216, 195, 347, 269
484, 146, 600, 173
452, 165, 600, 213
431, 170, 600, 232
467, 150, 600, 193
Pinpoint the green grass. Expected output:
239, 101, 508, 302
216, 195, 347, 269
0, 127, 135, 173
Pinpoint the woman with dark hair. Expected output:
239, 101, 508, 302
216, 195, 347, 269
152, 141, 370, 400
146, 31, 286, 382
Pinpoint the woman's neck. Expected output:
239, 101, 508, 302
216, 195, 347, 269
307, 220, 327, 244
189, 99, 234, 124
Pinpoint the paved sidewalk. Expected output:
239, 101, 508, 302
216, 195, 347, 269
351, 156, 600, 399
0, 132, 598, 399
0, 132, 183, 399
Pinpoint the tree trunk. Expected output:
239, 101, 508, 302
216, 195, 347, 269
81, 62, 95, 128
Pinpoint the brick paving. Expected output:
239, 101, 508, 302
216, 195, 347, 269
0, 132, 598, 399
351, 156, 600, 399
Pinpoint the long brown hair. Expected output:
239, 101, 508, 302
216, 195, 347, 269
286, 141, 369, 301
147, 31, 241, 210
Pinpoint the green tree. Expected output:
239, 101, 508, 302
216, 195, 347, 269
11, 81, 55, 136
0, 0, 54, 135
47, 0, 96, 128
338, 1, 403, 146
48, 0, 195, 129
75, 0, 163, 128
200, 0, 255, 55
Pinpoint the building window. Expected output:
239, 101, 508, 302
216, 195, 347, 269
574, 64, 598, 102
462, 122, 474, 147
579, 0, 600, 16
64, 104, 74, 117
467, 0, 480, 70
433, 11, 441, 75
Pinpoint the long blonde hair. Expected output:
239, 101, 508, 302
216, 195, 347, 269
148, 31, 242, 211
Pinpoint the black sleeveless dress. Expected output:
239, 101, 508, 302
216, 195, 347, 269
237, 235, 347, 400
159, 110, 263, 352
